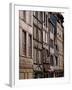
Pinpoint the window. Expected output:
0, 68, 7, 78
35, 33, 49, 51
60, 31, 62, 38
28, 12, 32, 25
40, 12, 42, 21
57, 40, 62, 50
55, 56, 58, 66
33, 25, 38, 40
22, 30, 26, 55
36, 50, 39, 63
38, 50, 42, 64
43, 31, 48, 43
50, 23, 54, 33
28, 34, 32, 58
33, 49, 42, 64
43, 31, 45, 42
46, 15, 48, 27
43, 13, 48, 27
23, 11, 26, 22
45, 32, 47, 43
38, 12, 40, 20
33, 26, 36, 39
44, 12, 45, 24
55, 44, 58, 50
38, 12, 42, 22
56, 44, 58, 50
38, 30, 42, 42
50, 55, 54, 66
38, 21, 42, 29
33, 48, 36, 63
33, 25, 41, 41
50, 39, 53, 48
34, 11, 38, 17
36, 28, 39, 40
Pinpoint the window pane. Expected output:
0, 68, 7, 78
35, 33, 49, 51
36, 50, 39, 63
34, 11, 38, 17
46, 15, 47, 27
23, 11, 26, 22
43, 31, 45, 42
40, 12, 43, 21
44, 12, 45, 24
46, 33, 48, 43
38, 51, 41, 64
56, 56, 58, 66
36, 28, 39, 40
50, 55, 54, 66
38, 30, 42, 42
33, 26, 36, 39
50, 23, 54, 33
22, 30, 26, 55
28, 12, 31, 25
38, 12, 42, 22
50, 39, 53, 48
28, 34, 32, 58
33, 49, 36, 63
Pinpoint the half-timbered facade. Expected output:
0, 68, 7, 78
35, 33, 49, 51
33, 11, 43, 78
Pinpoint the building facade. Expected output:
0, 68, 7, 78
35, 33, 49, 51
19, 10, 64, 79
56, 14, 64, 77
33, 11, 43, 78
19, 11, 33, 79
